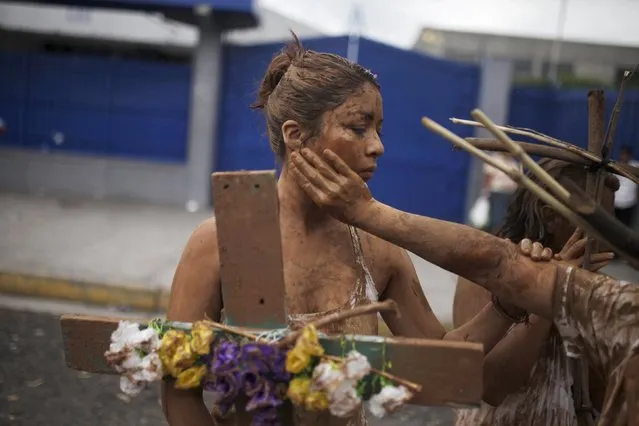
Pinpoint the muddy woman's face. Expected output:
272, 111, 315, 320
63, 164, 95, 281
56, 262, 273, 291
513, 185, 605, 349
311, 83, 385, 182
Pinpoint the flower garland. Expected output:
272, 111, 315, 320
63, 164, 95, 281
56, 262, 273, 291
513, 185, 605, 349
105, 316, 417, 425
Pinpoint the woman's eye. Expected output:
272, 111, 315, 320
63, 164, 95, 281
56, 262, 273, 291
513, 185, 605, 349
351, 127, 367, 136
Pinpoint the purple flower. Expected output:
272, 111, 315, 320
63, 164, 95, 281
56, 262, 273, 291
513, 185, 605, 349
241, 343, 271, 374
212, 341, 240, 372
207, 371, 240, 405
269, 349, 290, 382
251, 407, 280, 426
245, 380, 282, 411
242, 369, 261, 395
239, 342, 290, 382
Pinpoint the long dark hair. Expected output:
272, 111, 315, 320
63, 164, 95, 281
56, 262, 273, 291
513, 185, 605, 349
495, 158, 617, 245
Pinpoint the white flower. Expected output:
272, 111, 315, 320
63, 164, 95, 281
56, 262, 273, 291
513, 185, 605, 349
120, 376, 144, 397
311, 361, 345, 393
368, 385, 413, 418
343, 350, 371, 381
311, 360, 362, 419
106, 321, 164, 396
131, 353, 164, 382
328, 380, 362, 418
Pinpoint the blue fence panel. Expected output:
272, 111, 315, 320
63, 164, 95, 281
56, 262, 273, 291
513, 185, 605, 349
24, 53, 112, 153
0, 52, 30, 147
109, 59, 190, 161
508, 87, 639, 159
0, 50, 190, 162
217, 37, 480, 222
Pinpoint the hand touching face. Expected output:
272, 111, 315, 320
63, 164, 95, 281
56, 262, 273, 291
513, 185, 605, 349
290, 148, 375, 225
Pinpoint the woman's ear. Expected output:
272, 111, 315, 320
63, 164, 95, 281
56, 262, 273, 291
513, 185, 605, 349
281, 120, 303, 152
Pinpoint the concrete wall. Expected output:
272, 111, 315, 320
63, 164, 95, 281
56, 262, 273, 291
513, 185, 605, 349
0, 148, 190, 206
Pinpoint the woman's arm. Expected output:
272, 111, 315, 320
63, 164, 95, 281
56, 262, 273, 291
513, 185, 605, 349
454, 277, 551, 406
289, 148, 557, 319
381, 245, 516, 354
161, 218, 223, 426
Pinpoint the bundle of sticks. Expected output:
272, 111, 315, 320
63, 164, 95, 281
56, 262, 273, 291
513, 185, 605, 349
421, 66, 639, 269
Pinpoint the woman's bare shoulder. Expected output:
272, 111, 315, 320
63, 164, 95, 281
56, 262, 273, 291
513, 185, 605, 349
181, 217, 219, 256
169, 217, 222, 321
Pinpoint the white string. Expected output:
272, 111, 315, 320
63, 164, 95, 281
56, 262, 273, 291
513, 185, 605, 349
253, 328, 330, 343
255, 328, 290, 343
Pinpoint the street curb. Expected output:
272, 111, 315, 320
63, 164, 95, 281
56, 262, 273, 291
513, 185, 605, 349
0, 272, 169, 313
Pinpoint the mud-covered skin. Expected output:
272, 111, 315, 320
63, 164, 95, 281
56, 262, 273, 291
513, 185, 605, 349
291, 147, 639, 425
553, 265, 639, 425
453, 231, 614, 426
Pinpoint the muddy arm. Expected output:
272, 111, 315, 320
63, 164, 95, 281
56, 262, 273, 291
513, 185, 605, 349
353, 201, 558, 320
453, 279, 552, 406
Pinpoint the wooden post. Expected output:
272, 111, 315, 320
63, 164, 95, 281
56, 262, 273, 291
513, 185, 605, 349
584, 90, 607, 262
570, 90, 605, 426
212, 171, 288, 329
625, 355, 639, 426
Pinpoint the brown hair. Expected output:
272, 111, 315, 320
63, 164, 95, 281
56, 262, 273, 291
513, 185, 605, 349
251, 31, 380, 158
497, 158, 619, 245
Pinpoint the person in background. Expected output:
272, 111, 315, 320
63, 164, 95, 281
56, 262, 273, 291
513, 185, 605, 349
614, 145, 639, 229
0, 117, 6, 136
453, 159, 618, 426
482, 152, 518, 232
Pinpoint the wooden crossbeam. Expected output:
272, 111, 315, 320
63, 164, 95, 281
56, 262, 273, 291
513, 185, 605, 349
60, 314, 483, 407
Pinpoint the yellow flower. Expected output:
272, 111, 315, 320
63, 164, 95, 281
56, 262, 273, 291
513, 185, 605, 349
287, 377, 311, 405
159, 330, 196, 376
190, 321, 214, 355
286, 347, 311, 374
296, 324, 324, 357
305, 391, 329, 411
172, 342, 196, 370
175, 364, 207, 389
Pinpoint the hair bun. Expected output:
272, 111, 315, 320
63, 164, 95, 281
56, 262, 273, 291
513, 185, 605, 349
251, 31, 305, 110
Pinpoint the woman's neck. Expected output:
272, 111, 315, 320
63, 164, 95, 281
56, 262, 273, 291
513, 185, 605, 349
278, 166, 333, 227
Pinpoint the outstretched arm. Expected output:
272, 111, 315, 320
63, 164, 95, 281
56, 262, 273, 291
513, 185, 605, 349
289, 148, 557, 319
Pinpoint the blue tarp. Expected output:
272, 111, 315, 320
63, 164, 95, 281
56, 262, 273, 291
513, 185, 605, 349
508, 87, 639, 159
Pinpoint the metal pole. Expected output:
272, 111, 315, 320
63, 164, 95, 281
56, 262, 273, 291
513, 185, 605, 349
547, 0, 570, 85
346, 0, 362, 63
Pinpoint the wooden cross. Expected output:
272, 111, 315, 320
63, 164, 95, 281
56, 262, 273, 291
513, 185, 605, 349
60, 170, 484, 424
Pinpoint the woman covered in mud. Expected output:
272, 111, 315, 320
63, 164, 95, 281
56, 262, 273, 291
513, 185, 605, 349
162, 34, 527, 426
289, 147, 639, 425
453, 158, 617, 426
